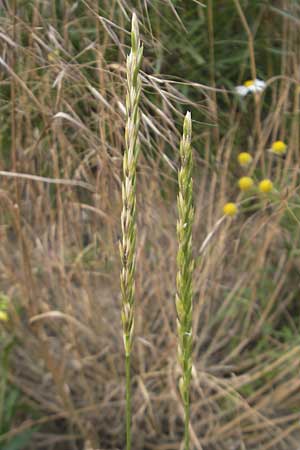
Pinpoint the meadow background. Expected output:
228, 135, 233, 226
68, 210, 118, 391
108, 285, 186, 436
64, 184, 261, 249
1, 1, 300, 449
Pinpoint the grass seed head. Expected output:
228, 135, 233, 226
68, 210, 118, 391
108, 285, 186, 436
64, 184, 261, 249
120, 13, 143, 357
176, 111, 194, 398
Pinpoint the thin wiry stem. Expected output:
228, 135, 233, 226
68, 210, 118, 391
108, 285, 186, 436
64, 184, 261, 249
119, 12, 143, 450
176, 112, 194, 450
125, 354, 131, 450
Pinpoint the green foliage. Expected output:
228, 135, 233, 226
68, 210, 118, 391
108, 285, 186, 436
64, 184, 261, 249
0, 337, 35, 450
0, 309, 36, 450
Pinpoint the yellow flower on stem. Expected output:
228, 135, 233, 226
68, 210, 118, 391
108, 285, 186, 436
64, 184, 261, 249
238, 152, 253, 167
238, 176, 254, 192
223, 203, 238, 217
259, 179, 273, 193
270, 140, 287, 155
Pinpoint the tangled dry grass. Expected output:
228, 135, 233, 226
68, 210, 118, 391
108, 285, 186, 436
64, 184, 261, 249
1, 1, 300, 449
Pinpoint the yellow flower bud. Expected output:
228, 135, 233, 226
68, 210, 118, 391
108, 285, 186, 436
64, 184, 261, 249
271, 140, 287, 155
259, 179, 273, 193
238, 152, 253, 167
223, 203, 238, 217
238, 176, 254, 192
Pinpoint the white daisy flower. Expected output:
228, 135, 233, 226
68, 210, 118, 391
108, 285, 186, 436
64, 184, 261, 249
235, 79, 266, 96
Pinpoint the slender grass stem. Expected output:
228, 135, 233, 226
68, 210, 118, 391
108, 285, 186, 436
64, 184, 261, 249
184, 397, 190, 450
125, 354, 131, 450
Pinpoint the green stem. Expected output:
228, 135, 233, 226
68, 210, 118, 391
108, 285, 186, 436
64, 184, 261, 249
184, 395, 190, 450
125, 353, 131, 450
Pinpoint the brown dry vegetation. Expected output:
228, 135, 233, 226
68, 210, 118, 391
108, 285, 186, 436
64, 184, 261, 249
1, 1, 300, 449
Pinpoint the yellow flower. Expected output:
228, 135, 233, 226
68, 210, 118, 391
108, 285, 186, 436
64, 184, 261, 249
259, 179, 273, 193
238, 152, 253, 167
271, 140, 287, 155
0, 311, 8, 322
223, 202, 238, 217
244, 80, 254, 88
238, 176, 254, 192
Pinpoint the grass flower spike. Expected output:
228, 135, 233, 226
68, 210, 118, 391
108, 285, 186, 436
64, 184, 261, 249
223, 203, 238, 217
176, 111, 194, 450
119, 13, 143, 450
238, 152, 253, 167
259, 179, 273, 193
238, 176, 254, 192
270, 140, 287, 155
235, 79, 266, 96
